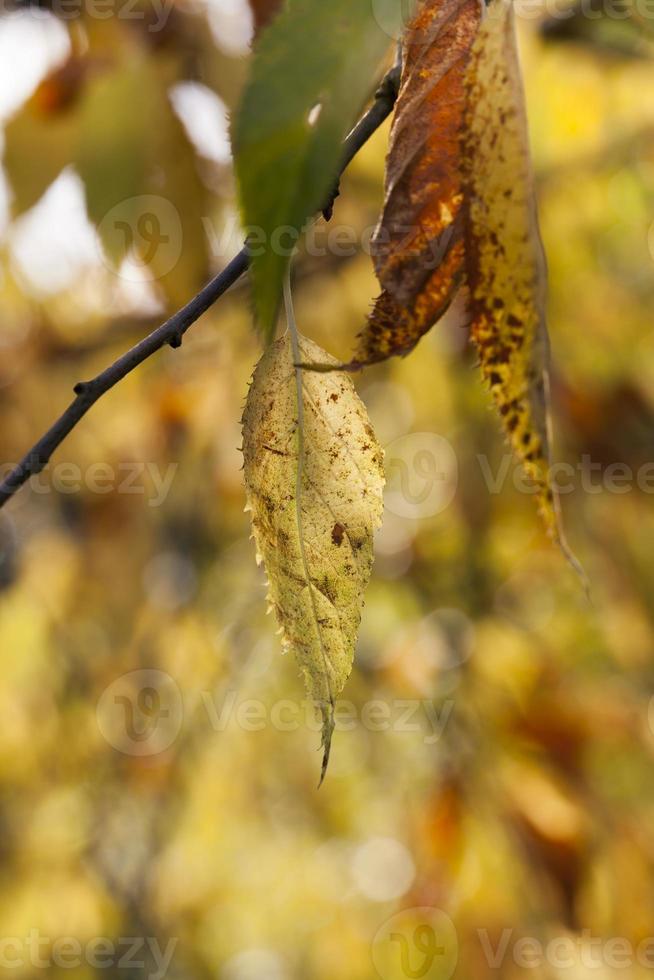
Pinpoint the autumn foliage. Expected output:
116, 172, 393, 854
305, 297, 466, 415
351, 0, 480, 367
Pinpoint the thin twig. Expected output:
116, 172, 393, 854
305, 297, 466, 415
0, 63, 401, 510
322, 57, 402, 219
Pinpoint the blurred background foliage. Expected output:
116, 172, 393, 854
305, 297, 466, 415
0, 1, 654, 977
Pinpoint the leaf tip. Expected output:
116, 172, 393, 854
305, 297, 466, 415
317, 703, 335, 789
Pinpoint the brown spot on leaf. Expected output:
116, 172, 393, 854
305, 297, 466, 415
331, 523, 345, 547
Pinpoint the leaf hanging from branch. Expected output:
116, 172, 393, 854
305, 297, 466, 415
233, 0, 404, 340
242, 332, 385, 781
345, 0, 481, 368
462, 0, 584, 578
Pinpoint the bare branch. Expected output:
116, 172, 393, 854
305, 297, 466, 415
0, 63, 401, 510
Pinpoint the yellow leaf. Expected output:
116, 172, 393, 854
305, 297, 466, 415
462, 0, 585, 584
242, 332, 385, 781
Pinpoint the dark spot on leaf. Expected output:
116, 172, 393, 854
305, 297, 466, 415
331, 523, 345, 547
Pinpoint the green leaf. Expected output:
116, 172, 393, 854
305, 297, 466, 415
75, 59, 156, 264
233, 0, 402, 339
5, 42, 211, 306
75, 55, 211, 305
4, 102, 76, 217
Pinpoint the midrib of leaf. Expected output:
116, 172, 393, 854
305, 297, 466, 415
282, 272, 336, 783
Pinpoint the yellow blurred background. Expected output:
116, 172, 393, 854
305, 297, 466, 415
0, 2, 654, 977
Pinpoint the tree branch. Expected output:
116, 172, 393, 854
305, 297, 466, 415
0, 63, 400, 510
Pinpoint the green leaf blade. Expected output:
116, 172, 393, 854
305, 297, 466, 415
233, 0, 404, 339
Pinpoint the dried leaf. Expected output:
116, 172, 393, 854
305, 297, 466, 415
462, 0, 583, 577
348, 0, 481, 368
242, 333, 385, 780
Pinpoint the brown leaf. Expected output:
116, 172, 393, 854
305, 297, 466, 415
348, 0, 481, 368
